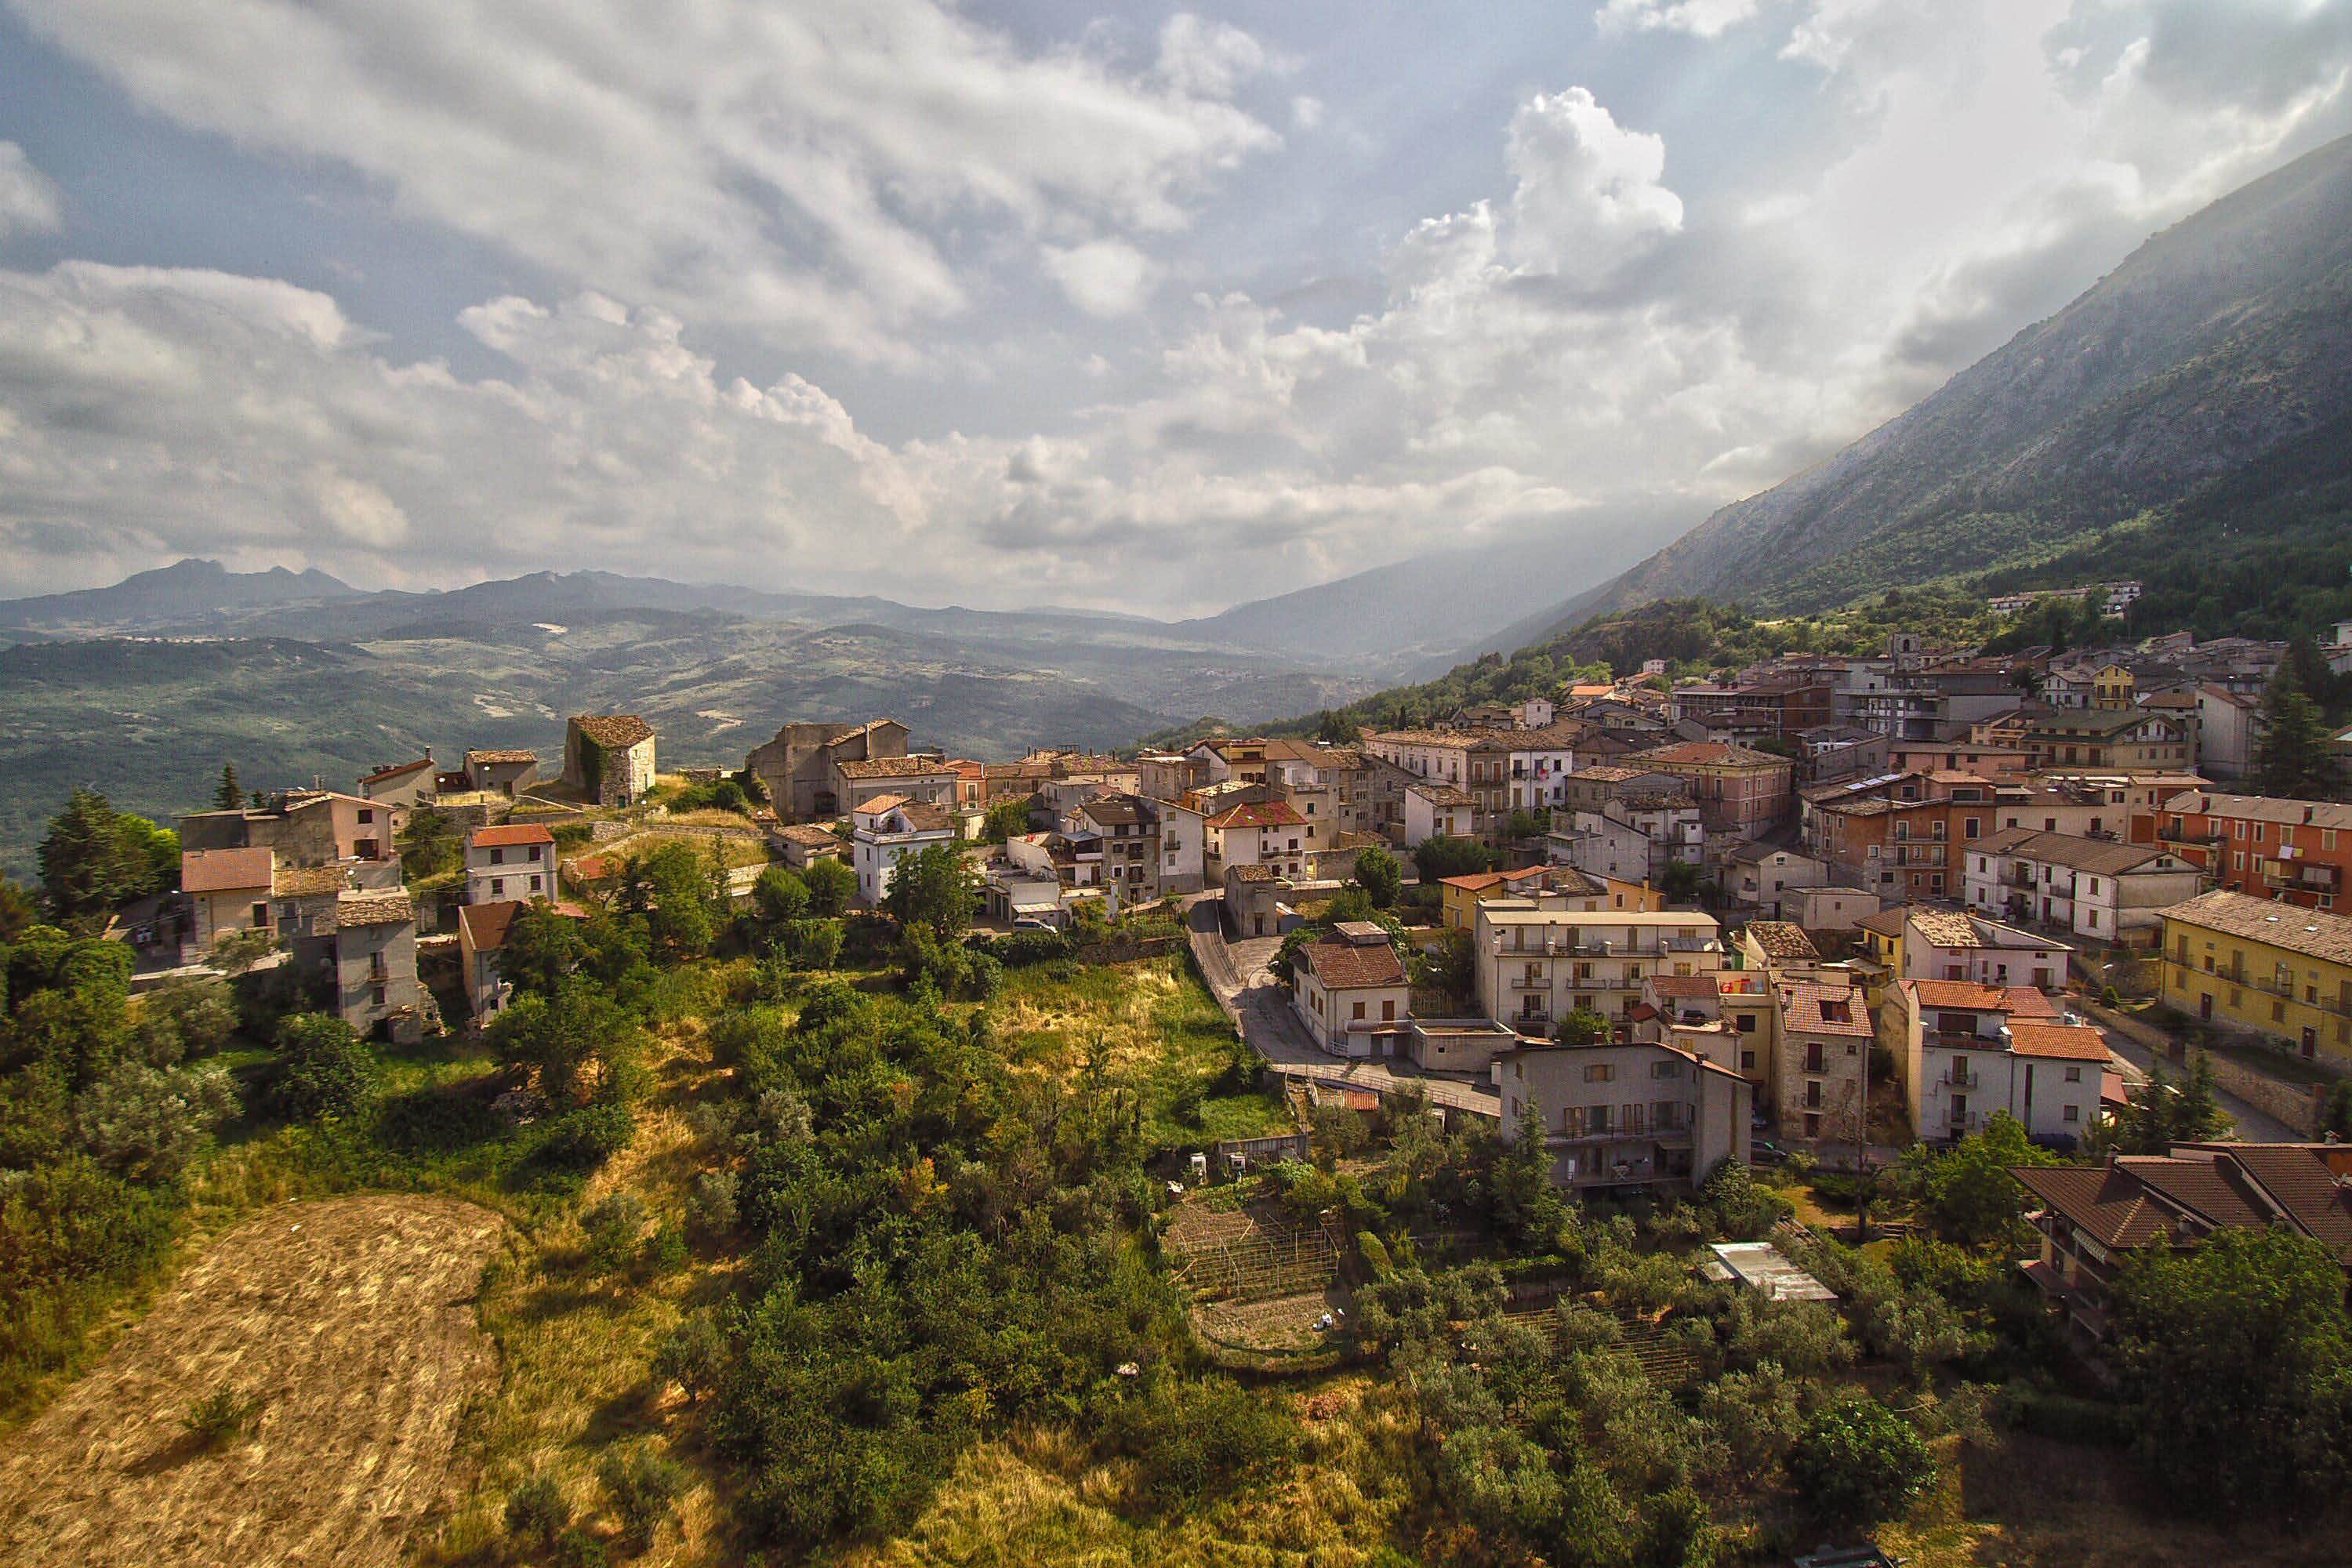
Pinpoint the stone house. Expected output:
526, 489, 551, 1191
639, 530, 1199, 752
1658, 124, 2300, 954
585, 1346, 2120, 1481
180, 789, 398, 868
357, 755, 438, 809
331, 889, 423, 1042
772, 822, 848, 869
1775, 982, 1871, 1145
564, 715, 656, 807
181, 847, 276, 953
744, 718, 909, 821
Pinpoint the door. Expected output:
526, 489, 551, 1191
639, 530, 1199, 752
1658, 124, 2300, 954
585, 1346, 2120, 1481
2199, 993, 2213, 1022
2303, 1026, 2318, 1060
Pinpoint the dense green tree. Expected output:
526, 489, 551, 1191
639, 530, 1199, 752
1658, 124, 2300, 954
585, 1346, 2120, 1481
268, 1013, 379, 1123
488, 979, 646, 1105
978, 799, 1033, 843
881, 844, 980, 938
1554, 1007, 1611, 1047
1788, 1397, 1933, 1525
1413, 835, 1497, 883
37, 789, 176, 929
623, 843, 722, 959
2101, 1054, 2232, 1153
212, 763, 244, 811
1315, 710, 1357, 746
2251, 659, 2336, 798
500, 903, 590, 997
132, 975, 238, 1065
1485, 1105, 1570, 1252
1915, 1111, 2056, 1248
2322, 1078, 2352, 1142
2114, 1226, 2352, 1517
800, 855, 856, 916
1352, 844, 1403, 908
70, 1062, 239, 1182
0, 876, 34, 942
752, 866, 811, 924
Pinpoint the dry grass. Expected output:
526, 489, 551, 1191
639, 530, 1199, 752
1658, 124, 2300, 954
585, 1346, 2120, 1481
0, 1196, 506, 1568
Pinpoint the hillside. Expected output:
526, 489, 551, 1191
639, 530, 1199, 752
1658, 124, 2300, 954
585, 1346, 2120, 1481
1521, 131, 2352, 634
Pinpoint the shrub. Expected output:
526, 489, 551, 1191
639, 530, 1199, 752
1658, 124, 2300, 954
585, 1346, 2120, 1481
540, 1100, 636, 1170
133, 975, 238, 1065
641, 1222, 688, 1275
753, 866, 811, 924
505, 1475, 572, 1548
183, 1386, 263, 1449
1789, 1398, 1933, 1525
267, 1013, 379, 1123
580, 1192, 651, 1274
653, 1311, 729, 1405
1102, 1377, 1295, 1510
598, 1443, 689, 1547
71, 1062, 239, 1182
686, 1169, 740, 1240
553, 1527, 610, 1568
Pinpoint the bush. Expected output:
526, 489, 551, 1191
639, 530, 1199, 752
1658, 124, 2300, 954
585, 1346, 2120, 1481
132, 975, 238, 1065
70, 1062, 239, 1182
505, 1475, 572, 1548
268, 1013, 379, 1123
580, 1192, 651, 1274
541, 1100, 637, 1171
598, 1443, 689, 1547
553, 1527, 610, 1568
686, 1169, 740, 1240
1789, 1398, 1933, 1525
183, 1385, 263, 1449
979, 928, 1069, 967
653, 1311, 729, 1404
1102, 1377, 1295, 1510
753, 866, 811, 924
641, 1222, 688, 1275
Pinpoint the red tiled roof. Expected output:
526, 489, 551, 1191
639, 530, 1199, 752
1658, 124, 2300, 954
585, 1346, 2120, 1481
1780, 982, 1870, 1036
182, 847, 274, 893
1639, 742, 1789, 768
1905, 978, 2058, 1014
1743, 920, 1819, 961
1207, 800, 1307, 829
2005, 1021, 2112, 1062
1650, 975, 1721, 1000
1299, 935, 1406, 989
459, 899, 526, 952
471, 822, 555, 848
2011, 1158, 2272, 1250
359, 757, 433, 786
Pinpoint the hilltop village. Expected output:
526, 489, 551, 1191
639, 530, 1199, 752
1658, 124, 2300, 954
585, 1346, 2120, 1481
10, 611, 2352, 1566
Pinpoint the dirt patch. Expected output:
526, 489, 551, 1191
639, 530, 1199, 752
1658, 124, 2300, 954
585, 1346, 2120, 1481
0, 1195, 506, 1568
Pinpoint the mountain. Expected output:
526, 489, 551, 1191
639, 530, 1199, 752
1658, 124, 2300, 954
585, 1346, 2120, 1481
1176, 515, 1663, 675
1512, 132, 2352, 640
0, 558, 361, 637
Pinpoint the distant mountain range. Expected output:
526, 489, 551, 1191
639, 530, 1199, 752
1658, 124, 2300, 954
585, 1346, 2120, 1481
0, 532, 1648, 876
1496, 130, 2352, 644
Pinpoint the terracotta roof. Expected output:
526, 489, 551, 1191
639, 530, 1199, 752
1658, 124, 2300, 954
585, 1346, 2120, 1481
1207, 800, 1307, 829
1905, 979, 2060, 1015
2160, 890, 2352, 966
854, 793, 910, 815
1973, 826, 2176, 877
359, 757, 433, 786
182, 847, 274, 893
2179, 1145, 2352, 1265
1780, 982, 1870, 1036
332, 890, 414, 928
2006, 1021, 2113, 1062
1906, 909, 1984, 949
1650, 975, 1721, 1000
777, 822, 844, 845
470, 823, 554, 848
1439, 872, 1508, 893
1370, 728, 1506, 749
892, 802, 955, 833
570, 714, 654, 750
837, 755, 955, 779
271, 864, 348, 898
1080, 797, 1144, 827
2011, 1159, 2272, 1250
1637, 742, 1790, 769
1227, 862, 1279, 883
1742, 921, 1819, 961
1856, 907, 1910, 939
459, 899, 526, 952
464, 748, 539, 766
568, 855, 620, 881
2160, 791, 2352, 833
1299, 934, 1406, 989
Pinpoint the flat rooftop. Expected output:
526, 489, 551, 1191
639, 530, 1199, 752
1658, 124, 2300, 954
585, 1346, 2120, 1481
1708, 1241, 1838, 1303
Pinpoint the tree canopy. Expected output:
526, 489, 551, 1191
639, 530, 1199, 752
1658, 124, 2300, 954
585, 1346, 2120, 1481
37, 789, 177, 930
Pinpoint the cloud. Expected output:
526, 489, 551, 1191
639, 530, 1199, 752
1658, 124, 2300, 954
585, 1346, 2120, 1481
1503, 89, 1685, 281
1040, 240, 1159, 318
1597, 0, 1766, 39
6, 0, 1277, 358
1291, 95, 1326, 130
0, 142, 63, 238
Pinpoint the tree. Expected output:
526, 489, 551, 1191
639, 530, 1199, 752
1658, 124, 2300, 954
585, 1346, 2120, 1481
979, 799, 1033, 844
212, 763, 244, 811
71, 1062, 239, 1182
1352, 844, 1403, 909
2322, 1078, 2352, 1142
132, 975, 238, 1065
753, 866, 811, 924
1486, 1104, 1570, 1251
488, 980, 646, 1105
1413, 835, 1497, 883
1315, 710, 1356, 746
2114, 1226, 2352, 1517
1553, 1007, 1610, 1047
1661, 860, 1704, 904
2251, 659, 2335, 799
37, 789, 176, 929
800, 855, 856, 916
1917, 1111, 2055, 1247
1788, 1397, 1933, 1525
269, 1013, 379, 1123
624, 843, 720, 958
501, 903, 588, 997
882, 844, 979, 939
0, 875, 34, 942
2102, 1054, 2233, 1154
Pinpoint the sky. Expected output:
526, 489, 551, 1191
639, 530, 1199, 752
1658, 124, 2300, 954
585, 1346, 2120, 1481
1, 1, 2348, 617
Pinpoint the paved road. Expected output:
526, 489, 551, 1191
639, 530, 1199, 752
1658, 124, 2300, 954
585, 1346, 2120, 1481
1185, 896, 1502, 1120
2096, 1024, 2300, 1143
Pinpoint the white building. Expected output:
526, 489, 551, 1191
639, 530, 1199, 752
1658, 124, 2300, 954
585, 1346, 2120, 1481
465, 822, 554, 906
1291, 923, 1412, 1058
1472, 904, 1725, 1035
1495, 1036, 1751, 1192
1403, 782, 1478, 846
1900, 908, 2071, 990
1888, 979, 2108, 1145
1203, 798, 1308, 878
852, 795, 959, 906
1962, 828, 2203, 946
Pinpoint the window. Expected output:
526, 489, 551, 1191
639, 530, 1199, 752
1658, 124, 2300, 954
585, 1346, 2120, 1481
529, 875, 543, 892
1382, 1000, 1396, 1022
490, 846, 506, 865
2273, 1000, 2286, 1023
358, 808, 374, 825
490, 877, 504, 896
1740, 1050, 1757, 1071
2063, 1065, 2082, 1083
2063, 1105, 2080, 1123
1352, 1001, 1366, 1021
1583, 1063, 1614, 1083
1650, 1059, 1679, 1079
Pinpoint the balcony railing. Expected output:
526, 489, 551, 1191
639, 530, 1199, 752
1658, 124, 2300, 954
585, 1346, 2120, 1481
1942, 1068, 1980, 1090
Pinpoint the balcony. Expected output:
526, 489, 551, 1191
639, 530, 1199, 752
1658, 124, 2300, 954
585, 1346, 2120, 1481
1509, 975, 1552, 990
1942, 1068, 1980, 1090
2261, 859, 2343, 893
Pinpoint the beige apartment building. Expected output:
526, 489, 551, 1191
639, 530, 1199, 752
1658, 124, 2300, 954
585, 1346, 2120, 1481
1472, 904, 1725, 1038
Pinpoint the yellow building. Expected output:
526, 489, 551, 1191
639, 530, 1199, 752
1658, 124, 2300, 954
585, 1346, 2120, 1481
1436, 866, 1606, 931
2159, 890, 2352, 1067
1853, 907, 1907, 1006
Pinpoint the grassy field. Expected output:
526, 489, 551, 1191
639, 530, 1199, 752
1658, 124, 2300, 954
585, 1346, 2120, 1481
991, 955, 1287, 1152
